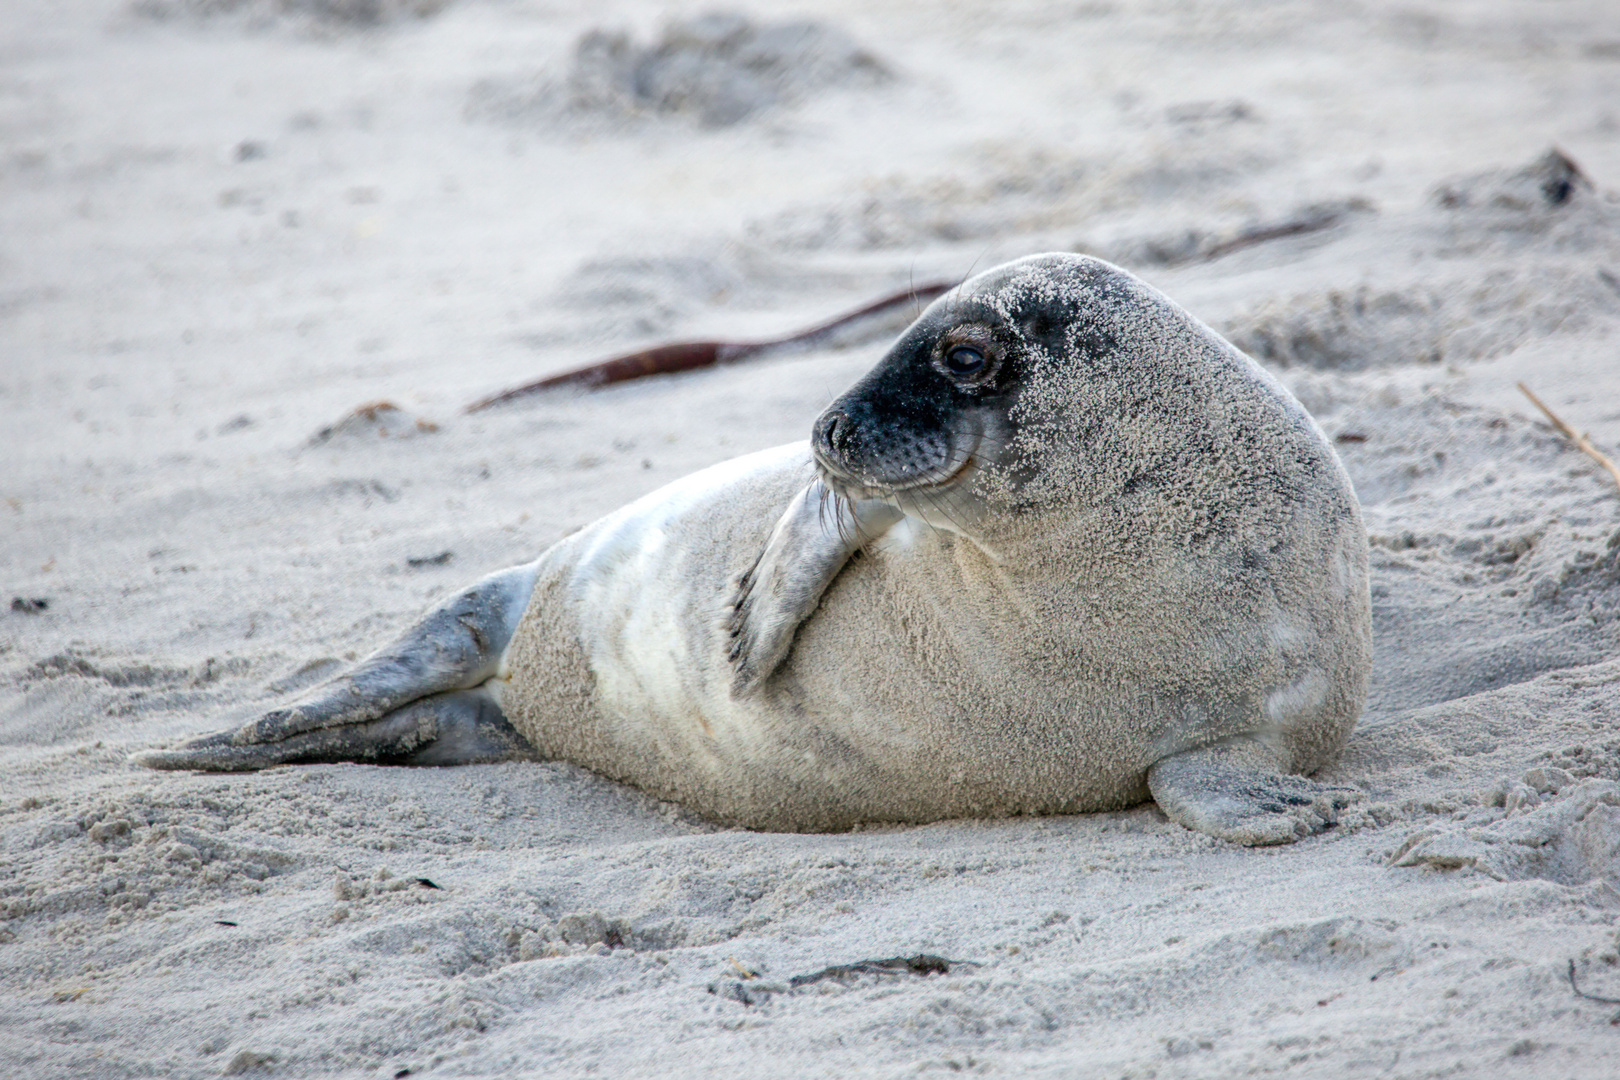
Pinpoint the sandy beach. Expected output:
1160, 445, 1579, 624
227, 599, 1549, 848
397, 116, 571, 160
5, 1, 1620, 1075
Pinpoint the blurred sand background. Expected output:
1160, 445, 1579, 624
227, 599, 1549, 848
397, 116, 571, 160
5, 1, 1620, 1076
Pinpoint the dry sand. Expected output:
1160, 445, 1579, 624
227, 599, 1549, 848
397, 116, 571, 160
6, 1, 1620, 1076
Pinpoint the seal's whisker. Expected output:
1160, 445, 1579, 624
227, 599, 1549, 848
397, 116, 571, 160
934, 487, 979, 533
948, 251, 988, 304
817, 483, 858, 548
911, 485, 972, 538
907, 497, 953, 541
931, 427, 1009, 452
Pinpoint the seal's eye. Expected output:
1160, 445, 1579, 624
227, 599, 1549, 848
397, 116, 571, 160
943, 345, 988, 378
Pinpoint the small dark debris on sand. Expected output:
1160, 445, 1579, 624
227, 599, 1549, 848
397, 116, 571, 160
789, 953, 962, 988
1095, 198, 1374, 270
11, 597, 49, 614
708, 953, 971, 1007
1567, 958, 1620, 1021
405, 552, 453, 569
216, 413, 256, 434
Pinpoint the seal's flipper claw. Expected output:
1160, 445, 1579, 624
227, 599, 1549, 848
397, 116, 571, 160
130, 730, 262, 771
132, 690, 537, 771
727, 482, 901, 696
1147, 737, 1361, 846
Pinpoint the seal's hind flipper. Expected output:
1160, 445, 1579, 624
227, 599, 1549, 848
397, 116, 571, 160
133, 562, 541, 771
222, 563, 540, 747
1147, 737, 1360, 846
132, 689, 537, 771
727, 481, 900, 696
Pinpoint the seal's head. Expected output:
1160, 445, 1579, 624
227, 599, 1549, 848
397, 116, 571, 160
813, 253, 1220, 529
812, 250, 1336, 555
810, 268, 1016, 519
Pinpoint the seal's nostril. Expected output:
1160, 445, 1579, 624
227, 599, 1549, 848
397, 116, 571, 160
818, 411, 854, 458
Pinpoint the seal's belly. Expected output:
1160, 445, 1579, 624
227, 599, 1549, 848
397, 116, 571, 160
500, 443, 1161, 829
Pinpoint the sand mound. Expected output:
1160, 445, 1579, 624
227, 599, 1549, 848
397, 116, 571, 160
1327, 393, 1620, 712
308, 401, 439, 446
1223, 150, 1620, 370
1392, 779, 1620, 884
132, 0, 448, 31
746, 142, 1278, 252
470, 13, 890, 131
1432, 147, 1595, 215
1227, 265, 1620, 371
552, 254, 747, 340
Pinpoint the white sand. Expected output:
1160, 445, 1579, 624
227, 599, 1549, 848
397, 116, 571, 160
6, 1, 1620, 1076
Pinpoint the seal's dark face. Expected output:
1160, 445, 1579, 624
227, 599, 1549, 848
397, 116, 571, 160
809, 303, 1028, 525
810, 259, 1104, 520
810, 314, 997, 495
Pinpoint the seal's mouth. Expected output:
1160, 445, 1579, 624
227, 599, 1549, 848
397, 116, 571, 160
812, 438, 981, 501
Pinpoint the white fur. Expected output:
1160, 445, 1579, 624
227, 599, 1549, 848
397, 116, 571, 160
564, 442, 807, 731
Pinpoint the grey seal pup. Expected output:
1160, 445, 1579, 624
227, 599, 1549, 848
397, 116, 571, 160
136, 253, 1372, 845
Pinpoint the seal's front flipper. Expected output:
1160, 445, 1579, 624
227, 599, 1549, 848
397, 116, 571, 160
133, 689, 537, 771
728, 481, 901, 696
1147, 737, 1360, 846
